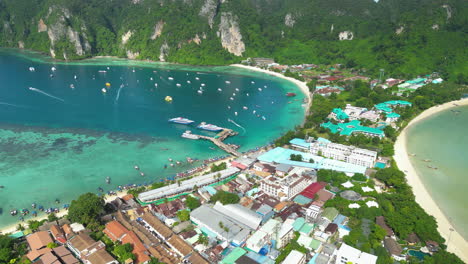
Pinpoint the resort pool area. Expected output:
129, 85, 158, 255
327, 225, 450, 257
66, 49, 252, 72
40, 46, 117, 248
408, 250, 430, 260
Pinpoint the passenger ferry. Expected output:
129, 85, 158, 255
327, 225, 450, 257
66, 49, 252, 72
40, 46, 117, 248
197, 122, 224, 132
169, 117, 195, 125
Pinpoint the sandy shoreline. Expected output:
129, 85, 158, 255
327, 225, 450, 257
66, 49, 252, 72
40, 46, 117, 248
394, 98, 468, 262
231, 64, 312, 113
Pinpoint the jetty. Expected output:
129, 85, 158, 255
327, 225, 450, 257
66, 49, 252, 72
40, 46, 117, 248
182, 128, 241, 157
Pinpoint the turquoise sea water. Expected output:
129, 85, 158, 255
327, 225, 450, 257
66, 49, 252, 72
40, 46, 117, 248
0, 49, 306, 228
405, 105, 468, 240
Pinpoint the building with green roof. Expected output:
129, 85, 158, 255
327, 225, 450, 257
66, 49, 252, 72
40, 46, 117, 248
331, 108, 349, 120
384, 100, 412, 106
310, 239, 322, 251
374, 103, 393, 113
221, 247, 247, 264
322, 207, 339, 221
292, 217, 306, 231
321, 120, 385, 138
299, 223, 315, 235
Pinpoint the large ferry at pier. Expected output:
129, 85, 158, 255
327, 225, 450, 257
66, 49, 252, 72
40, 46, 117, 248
197, 122, 224, 132
169, 117, 195, 125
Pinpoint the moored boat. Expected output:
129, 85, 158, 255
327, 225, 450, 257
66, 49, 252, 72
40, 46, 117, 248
169, 117, 195, 125
286, 92, 296, 97
197, 122, 224, 132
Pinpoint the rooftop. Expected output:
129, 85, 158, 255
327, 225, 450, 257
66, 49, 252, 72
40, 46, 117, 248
321, 120, 385, 137
258, 147, 367, 174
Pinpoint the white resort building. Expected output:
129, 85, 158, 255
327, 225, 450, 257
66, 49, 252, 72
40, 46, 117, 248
260, 173, 315, 200
291, 138, 377, 168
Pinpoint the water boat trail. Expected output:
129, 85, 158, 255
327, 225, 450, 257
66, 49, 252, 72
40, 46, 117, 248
228, 118, 246, 134
115, 84, 125, 103
28, 87, 65, 102
0, 101, 28, 108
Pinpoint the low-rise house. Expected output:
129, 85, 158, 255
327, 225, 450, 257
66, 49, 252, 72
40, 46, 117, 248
26, 231, 54, 261
50, 225, 67, 244
305, 204, 321, 220
67, 233, 118, 264
335, 243, 377, 264
321, 207, 339, 222
406, 233, 421, 245
384, 237, 403, 260
255, 204, 275, 224
426, 240, 440, 252
325, 223, 338, 235
376, 216, 394, 237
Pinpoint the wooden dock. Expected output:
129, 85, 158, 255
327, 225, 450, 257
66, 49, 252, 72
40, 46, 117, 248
182, 128, 241, 157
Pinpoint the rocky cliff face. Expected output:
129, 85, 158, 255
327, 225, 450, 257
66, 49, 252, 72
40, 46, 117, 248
199, 0, 219, 28
218, 12, 245, 56
44, 7, 91, 58
151, 21, 165, 40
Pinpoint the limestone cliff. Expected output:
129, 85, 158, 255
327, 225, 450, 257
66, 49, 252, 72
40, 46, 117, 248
218, 12, 245, 56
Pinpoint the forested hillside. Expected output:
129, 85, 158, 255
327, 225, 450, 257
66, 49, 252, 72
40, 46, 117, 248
0, 0, 466, 81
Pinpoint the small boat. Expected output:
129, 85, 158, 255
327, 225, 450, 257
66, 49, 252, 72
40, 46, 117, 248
235, 88, 239, 92
150, 77, 153, 81
106, 177, 111, 184
140, 172, 145, 176
234, 112, 238, 116
98, 187, 104, 192
227, 106, 231, 109
29, 67, 35, 72
70, 84, 75, 89
230, 97, 234, 101
201, 83, 206, 87
251, 81, 255, 84
51, 67, 57, 72
423, 159, 431, 162
32, 203, 36, 209
246, 93, 249, 96
233, 93, 236, 96
170, 163, 174, 167
197, 90, 203, 94
32, 211, 37, 217
164, 165, 167, 169
101, 88, 107, 93
195, 77, 200, 80
258, 88, 262, 91
55, 198, 60, 204
187, 80, 191, 84
176, 161, 181, 165
262, 116, 266, 120
243, 106, 248, 110
74, 75, 78, 80
169, 158, 173, 162
165, 96, 173, 102
253, 110, 256, 114
168, 77, 174, 80
225, 81, 231, 84
105, 82, 111, 88
217, 88, 222, 92
286, 92, 296, 97
134, 165, 140, 170
98, 70, 107, 73
10, 209, 17, 216
176, 83, 181, 87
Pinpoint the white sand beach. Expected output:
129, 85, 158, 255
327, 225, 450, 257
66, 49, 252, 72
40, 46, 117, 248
231, 64, 312, 112
394, 98, 468, 262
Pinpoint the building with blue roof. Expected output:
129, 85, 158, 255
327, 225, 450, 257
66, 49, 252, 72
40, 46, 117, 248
332, 214, 347, 225
321, 120, 385, 138
289, 138, 310, 151
375, 103, 393, 113
257, 147, 367, 174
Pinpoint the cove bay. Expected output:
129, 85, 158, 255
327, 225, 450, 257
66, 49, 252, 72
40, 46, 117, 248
0, 49, 306, 228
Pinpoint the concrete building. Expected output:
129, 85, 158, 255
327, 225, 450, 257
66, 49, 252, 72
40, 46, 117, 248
138, 167, 239, 202
306, 204, 322, 220
308, 138, 377, 168
190, 204, 253, 246
282, 250, 306, 264
260, 173, 314, 200
335, 243, 377, 264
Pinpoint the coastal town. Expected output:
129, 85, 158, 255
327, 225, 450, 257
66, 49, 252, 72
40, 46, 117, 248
2, 58, 467, 264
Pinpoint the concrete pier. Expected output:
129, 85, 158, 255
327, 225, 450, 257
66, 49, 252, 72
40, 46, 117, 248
182, 128, 241, 157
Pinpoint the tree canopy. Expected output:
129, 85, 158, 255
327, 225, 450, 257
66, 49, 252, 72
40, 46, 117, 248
68, 192, 105, 226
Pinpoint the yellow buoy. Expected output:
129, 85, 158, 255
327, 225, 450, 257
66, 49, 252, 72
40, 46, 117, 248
105, 82, 111, 87
165, 96, 173, 102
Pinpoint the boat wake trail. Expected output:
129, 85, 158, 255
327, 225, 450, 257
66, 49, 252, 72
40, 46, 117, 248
0, 102, 27, 108
228, 118, 246, 134
115, 84, 124, 103
28, 87, 65, 102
